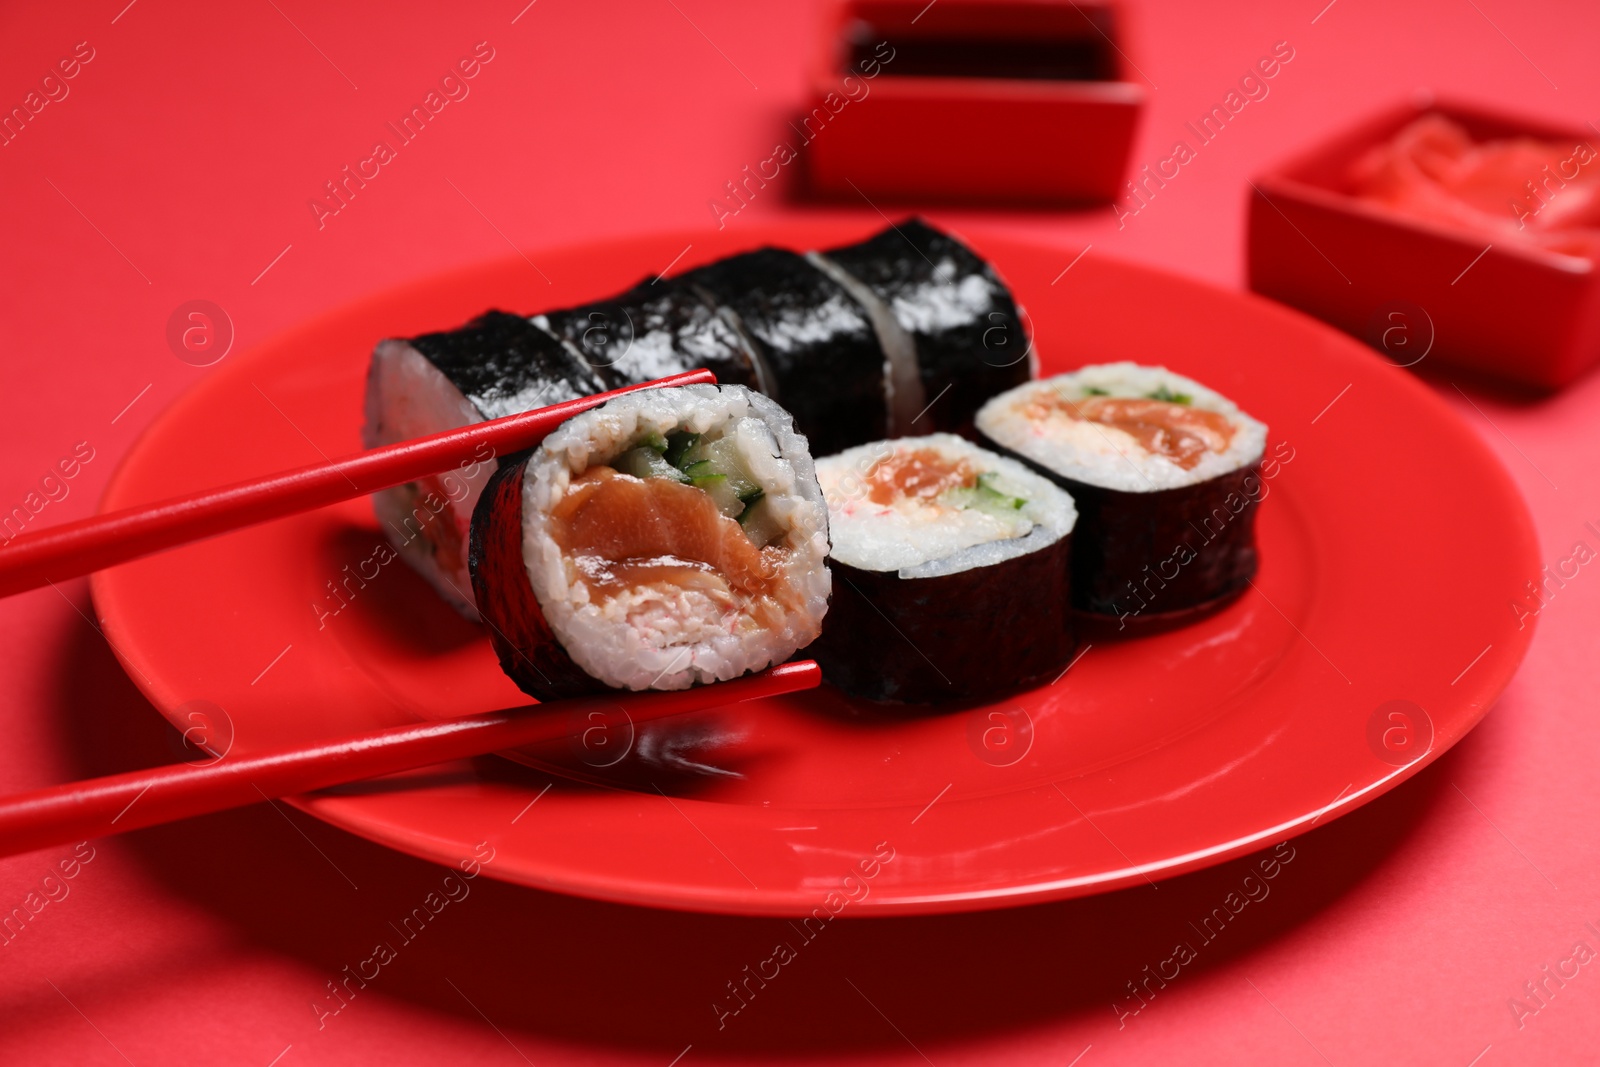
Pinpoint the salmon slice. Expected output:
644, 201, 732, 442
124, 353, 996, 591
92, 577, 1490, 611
1026, 394, 1235, 470
861, 448, 977, 506
548, 467, 790, 617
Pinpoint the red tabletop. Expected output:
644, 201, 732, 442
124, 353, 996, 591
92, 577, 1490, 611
2, 1, 1595, 1063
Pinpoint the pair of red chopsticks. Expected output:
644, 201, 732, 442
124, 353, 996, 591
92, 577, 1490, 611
0, 369, 821, 859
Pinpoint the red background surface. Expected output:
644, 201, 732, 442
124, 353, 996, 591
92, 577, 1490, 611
2, 1, 1596, 1063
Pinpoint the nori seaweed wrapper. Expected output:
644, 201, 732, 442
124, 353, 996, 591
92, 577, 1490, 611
985, 448, 1264, 628
470, 457, 758, 778
814, 536, 1075, 704
534, 277, 764, 394
409, 310, 609, 420
823, 218, 1031, 436
468, 452, 603, 700
469, 454, 761, 781
681, 248, 889, 456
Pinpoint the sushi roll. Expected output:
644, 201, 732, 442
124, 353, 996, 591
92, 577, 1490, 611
362, 219, 1032, 620
680, 249, 891, 456
975, 363, 1268, 629
362, 310, 610, 618
817, 218, 1034, 437
533, 276, 767, 395
468, 384, 830, 699
813, 435, 1077, 704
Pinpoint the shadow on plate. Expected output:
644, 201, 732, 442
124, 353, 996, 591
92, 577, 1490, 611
47, 621, 1466, 1058
314, 524, 483, 657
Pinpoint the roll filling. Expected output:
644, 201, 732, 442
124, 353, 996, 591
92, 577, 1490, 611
977, 363, 1268, 624
470, 385, 830, 697
814, 434, 1077, 703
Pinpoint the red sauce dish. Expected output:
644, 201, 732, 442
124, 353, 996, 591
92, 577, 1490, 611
1248, 96, 1600, 391
798, 0, 1144, 205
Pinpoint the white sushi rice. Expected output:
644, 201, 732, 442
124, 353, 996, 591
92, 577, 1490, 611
818, 434, 1076, 580
362, 339, 490, 618
521, 385, 831, 691
975, 363, 1267, 492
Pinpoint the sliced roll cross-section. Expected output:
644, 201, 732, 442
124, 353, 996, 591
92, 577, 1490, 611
813, 434, 1077, 704
469, 385, 831, 699
976, 363, 1269, 628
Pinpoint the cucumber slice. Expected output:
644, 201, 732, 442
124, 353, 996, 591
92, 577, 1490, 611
710, 439, 763, 496
691, 473, 745, 518
678, 438, 712, 470
1146, 385, 1193, 404
676, 433, 766, 523
976, 472, 1022, 500
945, 487, 1019, 516
946, 473, 1027, 516
724, 469, 762, 500
680, 436, 737, 472
679, 440, 762, 494
612, 446, 688, 482
640, 430, 669, 454
737, 496, 785, 549
663, 431, 698, 467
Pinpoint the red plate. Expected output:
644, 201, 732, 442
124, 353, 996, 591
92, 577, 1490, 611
91, 222, 1539, 916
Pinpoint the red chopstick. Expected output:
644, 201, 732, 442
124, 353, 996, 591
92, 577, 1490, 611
0, 369, 716, 598
0, 660, 818, 859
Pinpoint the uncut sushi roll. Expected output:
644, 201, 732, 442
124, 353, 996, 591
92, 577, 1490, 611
813, 435, 1077, 704
469, 385, 830, 699
363, 311, 611, 619
533, 276, 767, 395
816, 218, 1034, 436
363, 219, 1031, 621
975, 363, 1268, 629
680, 249, 891, 456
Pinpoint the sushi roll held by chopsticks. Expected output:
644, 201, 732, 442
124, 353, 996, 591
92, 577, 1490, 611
813, 435, 1078, 704
976, 363, 1269, 630
469, 385, 831, 699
